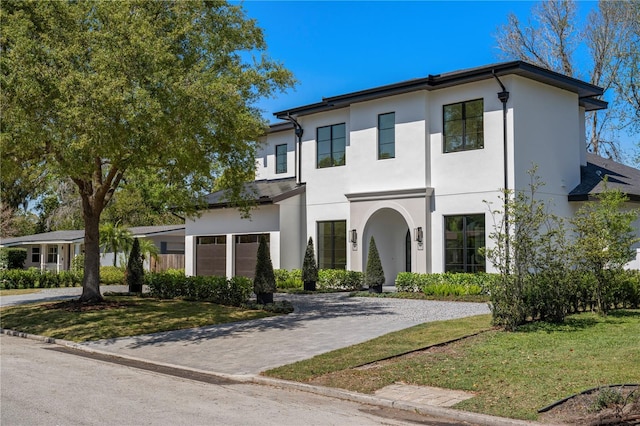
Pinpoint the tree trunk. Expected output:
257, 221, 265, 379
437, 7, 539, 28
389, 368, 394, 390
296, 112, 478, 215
79, 201, 103, 303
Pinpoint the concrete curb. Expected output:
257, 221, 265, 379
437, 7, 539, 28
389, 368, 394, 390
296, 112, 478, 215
1, 328, 548, 426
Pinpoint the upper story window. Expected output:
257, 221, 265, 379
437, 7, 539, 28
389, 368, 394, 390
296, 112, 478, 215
317, 123, 346, 168
378, 112, 395, 159
443, 99, 484, 153
275, 144, 287, 174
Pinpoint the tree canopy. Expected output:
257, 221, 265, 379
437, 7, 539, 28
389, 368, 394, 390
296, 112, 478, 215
1, 0, 294, 301
495, 0, 639, 160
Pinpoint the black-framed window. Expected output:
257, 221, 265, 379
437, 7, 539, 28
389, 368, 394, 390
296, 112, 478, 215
443, 99, 484, 153
317, 123, 346, 168
444, 214, 485, 272
378, 112, 395, 159
275, 144, 287, 174
317, 220, 347, 269
31, 247, 40, 263
47, 246, 58, 263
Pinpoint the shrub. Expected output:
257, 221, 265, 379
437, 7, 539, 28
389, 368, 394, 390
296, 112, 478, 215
0, 248, 27, 270
302, 237, 318, 285
0, 268, 82, 289
317, 269, 363, 291
71, 254, 84, 271
126, 237, 144, 292
146, 271, 251, 306
253, 236, 276, 299
365, 237, 385, 289
274, 269, 303, 289
395, 272, 496, 296
100, 266, 125, 285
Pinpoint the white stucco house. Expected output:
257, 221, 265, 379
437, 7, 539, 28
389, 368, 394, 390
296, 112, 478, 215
186, 61, 640, 282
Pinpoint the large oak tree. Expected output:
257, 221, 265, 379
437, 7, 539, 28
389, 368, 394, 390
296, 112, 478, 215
1, 0, 294, 302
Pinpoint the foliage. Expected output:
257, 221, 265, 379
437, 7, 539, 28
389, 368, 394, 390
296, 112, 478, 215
570, 187, 640, 314
99, 266, 125, 285
484, 168, 573, 330
136, 238, 160, 262
364, 236, 385, 288
71, 254, 84, 272
126, 238, 144, 292
146, 271, 252, 306
302, 237, 318, 283
0, 269, 82, 289
274, 269, 303, 289
495, 0, 639, 157
317, 269, 364, 291
253, 235, 276, 296
395, 272, 497, 295
0, 248, 27, 269
1, 1, 294, 302
99, 222, 133, 268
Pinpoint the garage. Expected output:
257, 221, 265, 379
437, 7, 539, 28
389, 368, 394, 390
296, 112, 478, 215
196, 236, 226, 276
234, 234, 269, 279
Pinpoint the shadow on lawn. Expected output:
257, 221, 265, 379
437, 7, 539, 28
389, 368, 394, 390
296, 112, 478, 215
516, 308, 640, 334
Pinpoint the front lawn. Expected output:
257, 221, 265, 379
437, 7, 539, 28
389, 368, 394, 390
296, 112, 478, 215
264, 310, 640, 421
0, 296, 277, 342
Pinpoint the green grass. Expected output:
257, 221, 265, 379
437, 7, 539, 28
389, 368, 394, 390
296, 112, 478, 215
265, 314, 493, 380
264, 310, 640, 421
0, 296, 277, 342
350, 291, 489, 303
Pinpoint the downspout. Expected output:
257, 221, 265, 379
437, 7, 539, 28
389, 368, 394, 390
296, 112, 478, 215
493, 71, 510, 273
284, 114, 304, 186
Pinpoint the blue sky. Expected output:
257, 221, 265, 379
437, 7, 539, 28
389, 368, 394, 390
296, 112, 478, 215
239, 0, 599, 122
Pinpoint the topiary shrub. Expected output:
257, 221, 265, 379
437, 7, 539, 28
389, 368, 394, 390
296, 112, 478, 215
253, 235, 276, 304
302, 237, 318, 291
365, 236, 385, 293
126, 237, 144, 292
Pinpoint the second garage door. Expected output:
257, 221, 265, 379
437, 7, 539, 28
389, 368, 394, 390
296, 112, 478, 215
234, 234, 270, 279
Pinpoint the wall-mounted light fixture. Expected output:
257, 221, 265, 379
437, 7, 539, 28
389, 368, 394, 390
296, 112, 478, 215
350, 229, 358, 244
414, 227, 423, 243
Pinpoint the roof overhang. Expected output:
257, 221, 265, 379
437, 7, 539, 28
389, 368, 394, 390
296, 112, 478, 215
274, 61, 606, 119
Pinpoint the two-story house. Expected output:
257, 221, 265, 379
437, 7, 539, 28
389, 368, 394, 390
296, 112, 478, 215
185, 61, 640, 282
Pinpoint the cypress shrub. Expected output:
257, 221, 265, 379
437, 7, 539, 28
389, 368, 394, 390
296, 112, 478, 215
365, 236, 385, 292
253, 235, 276, 303
302, 237, 318, 291
126, 238, 144, 292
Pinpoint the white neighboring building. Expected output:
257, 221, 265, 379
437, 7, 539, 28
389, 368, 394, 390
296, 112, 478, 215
185, 61, 640, 282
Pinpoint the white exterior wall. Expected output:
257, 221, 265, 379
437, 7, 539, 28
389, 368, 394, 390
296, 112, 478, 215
255, 130, 295, 181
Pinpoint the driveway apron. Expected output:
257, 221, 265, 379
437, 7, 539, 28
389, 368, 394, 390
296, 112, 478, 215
80, 293, 490, 375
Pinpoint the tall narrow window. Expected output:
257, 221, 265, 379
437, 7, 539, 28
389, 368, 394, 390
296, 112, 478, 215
317, 123, 346, 168
444, 214, 485, 272
31, 247, 40, 263
317, 220, 347, 269
275, 144, 287, 174
443, 99, 483, 153
378, 112, 395, 159
47, 246, 58, 263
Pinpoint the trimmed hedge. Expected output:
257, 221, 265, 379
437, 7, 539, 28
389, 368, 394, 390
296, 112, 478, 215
395, 272, 496, 296
274, 269, 364, 291
0, 269, 82, 289
146, 271, 252, 307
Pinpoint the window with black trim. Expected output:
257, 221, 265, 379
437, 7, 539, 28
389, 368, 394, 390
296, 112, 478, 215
275, 144, 287, 174
317, 220, 347, 269
443, 99, 483, 153
444, 214, 485, 272
317, 123, 346, 168
31, 247, 40, 263
378, 112, 395, 159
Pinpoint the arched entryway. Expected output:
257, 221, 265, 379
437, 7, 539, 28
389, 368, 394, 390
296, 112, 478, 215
362, 208, 410, 285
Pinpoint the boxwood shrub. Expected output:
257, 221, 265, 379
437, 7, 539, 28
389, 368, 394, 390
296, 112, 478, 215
146, 271, 252, 307
0, 268, 82, 289
317, 269, 364, 291
395, 272, 496, 296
